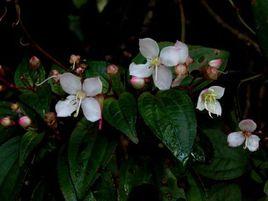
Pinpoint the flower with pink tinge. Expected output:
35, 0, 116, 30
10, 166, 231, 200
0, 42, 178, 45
227, 119, 260, 152
129, 38, 188, 90
196, 86, 225, 117
0, 116, 13, 127
29, 56, 41, 69
208, 59, 222, 68
55, 73, 102, 122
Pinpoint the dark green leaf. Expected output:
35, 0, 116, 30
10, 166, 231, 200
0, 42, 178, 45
186, 173, 207, 201
103, 92, 138, 143
73, 0, 87, 8
138, 90, 196, 161
208, 184, 241, 201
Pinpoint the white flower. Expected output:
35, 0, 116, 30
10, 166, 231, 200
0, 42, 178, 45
129, 38, 188, 90
196, 86, 225, 117
227, 119, 260, 152
55, 73, 102, 122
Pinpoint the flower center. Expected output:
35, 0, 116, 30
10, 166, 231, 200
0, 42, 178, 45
242, 131, 251, 138
150, 57, 161, 67
202, 90, 217, 104
74, 90, 86, 117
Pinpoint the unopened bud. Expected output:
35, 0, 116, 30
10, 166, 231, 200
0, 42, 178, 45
208, 59, 222, 68
0, 116, 13, 127
107, 64, 119, 75
50, 70, 60, 82
130, 76, 145, 89
175, 64, 188, 76
186, 56, 193, 66
18, 116, 32, 128
69, 54, 81, 64
11, 103, 20, 112
0, 85, 6, 92
75, 67, 85, 75
29, 56, 41, 69
204, 66, 219, 80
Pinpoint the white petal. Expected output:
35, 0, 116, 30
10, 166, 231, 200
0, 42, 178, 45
59, 73, 81, 94
174, 41, 189, 64
83, 77, 102, 97
139, 38, 159, 59
55, 95, 77, 117
129, 62, 153, 78
227, 131, 245, 147
245, 135, 260, 152
209, 86, 225, 99
205, 100, 222, 116
152, 65, 172, 90
239, 119, 257, 132
196, 90, 206, 111
81, 98, 101, 122
160, 46, 181, 67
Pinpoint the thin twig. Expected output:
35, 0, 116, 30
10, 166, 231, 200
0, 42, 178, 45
14, 0, 69, 71
0, 7, 7, 22
178, 0, 186, 42
200, 0, 261, 53
227, 0, 256, 35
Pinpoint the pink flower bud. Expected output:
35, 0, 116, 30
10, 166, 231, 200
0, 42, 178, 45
29, 56, 41, 69
0, 116, 13, 127
130, 76, 145, 89
75, 67, 85, 75
185, 57, 193, 66
175, 64, 188, 76
204, 66, 219, 80
208, 59, 222, 68
18, 116, 32, 128
69, 54, 81, 64
107, 64, 119, 75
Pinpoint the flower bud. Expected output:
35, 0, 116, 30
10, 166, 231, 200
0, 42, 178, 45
69, 54, 81, 64
130, 76, 145, 89
18, 116, 32, 128
0, 85, 6, 92
186, 56, 193, 66
29, 56, 41, 69
175, 64, 187, 76
11, 103, 20, 112
75, 67, 85, 75
0, 116, 13, 127
204, 66, 219, 80
208, 59, 222, 68
107, 64, 119, 75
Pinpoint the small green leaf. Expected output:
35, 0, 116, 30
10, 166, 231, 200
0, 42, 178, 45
73, 0, 87, 9
138, 90, 196, 161
196, 128, 248, 180
103, 92, 138, 143
19, 131, 44, 166
97, 0, 109, 13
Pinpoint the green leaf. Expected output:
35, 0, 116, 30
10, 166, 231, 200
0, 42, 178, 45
138, 90, 196, 161
97, 0, 109, 13
103, 92, 138, 143
196, 128, 248, 180
264, 180, 268, 196
160, 168, 186, 201
119, 158, 153, 201
19, 131, 44, 166
58, 147, 78, 201
19, 84, 51, 117
68, 118, 117, 200
73, 0, 87, 8
252, 0, 268, 59
14, 59, 46, 93
208, 184, 241, 201
186, 173, 207, 201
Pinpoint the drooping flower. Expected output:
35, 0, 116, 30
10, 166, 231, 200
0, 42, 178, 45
129, 38, 188, 90
55, 73, 102, 122
227, 119, 260, 152
196, 86, 225, 117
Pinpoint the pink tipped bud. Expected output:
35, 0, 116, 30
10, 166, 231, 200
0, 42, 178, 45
75, 67, 85, 75
11, 103, 20, 112
208, 59, 222, 68
130, 76, 145, 89
69, 54, 81, 64
185, 56, 193, 66
107, 64, 119, 75
18, 116, 32, 128
0, 116, 13, 127
204, 66, 219, 80
175, 64, 188, 76
50, 70, 60, 82
29, 56, 41, 69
